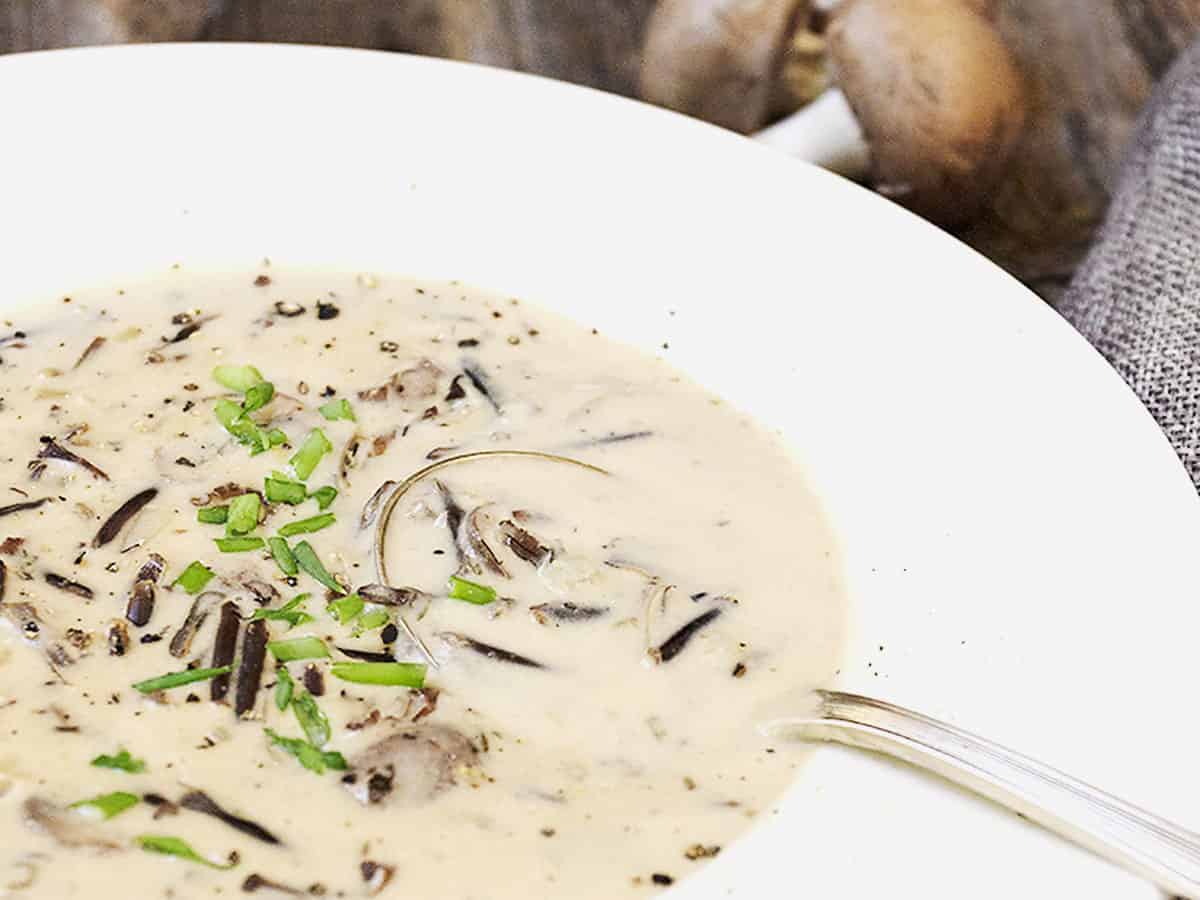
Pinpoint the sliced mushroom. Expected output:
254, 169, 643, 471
344, 723, 479, 808
23, 797, 120, 850
391, 359, 442, 400
642, 0, 1026, 224
459, 507, 508, 578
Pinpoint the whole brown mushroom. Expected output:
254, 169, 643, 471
640, 0, 1027, 226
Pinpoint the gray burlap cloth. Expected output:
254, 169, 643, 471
1060, 39, 1200, 488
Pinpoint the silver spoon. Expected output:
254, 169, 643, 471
763, 690, 1200, 897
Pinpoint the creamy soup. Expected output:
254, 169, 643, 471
0, 270, 845, 899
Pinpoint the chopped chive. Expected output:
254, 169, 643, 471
292, 541, 344, 594
264, 729, 347, 775
267, 536, 298, 577
356, 609, 390, 632
274, 665, 295, 711
291, 691, 331, 747
240, 381, 275, 415
330, 661, 427, 688
214, 536, 265, 553
327, 593, 364, 624
267, 428, 288, 447
71, 791, 138, 820
278, 513, 335, 537
225, 493, 260, 536
214, 397, 271, 454
212, 364, 265, 393
308, 485, 338, 510
318, 398, 356, 422
137, 835, 238, 869
133, 665, 232, 694
173, 561, 215, 595
289, 428, 332, 480
448, 575, 496, 606
268, 636, 329, 663
251, 594, 313, 630
196, 505, 228, 525
264, 476, 306, 505
90, 748, 145, 774
213, 398, 244, 429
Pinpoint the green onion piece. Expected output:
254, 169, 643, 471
251, 594, 313, 630
264, 729, 347, 775
264, 476, 306, 505
213, 398, 244, 429
196, 505, 229, 525
278, 513, 336, 537
356, 609, 390, 632
289, 428, 332, 480
240, 381, 275, 415
137, 835, 238, 870
330, 661, 427, 688
212, 364, 264, 393
173, 561, 215, 595
267, 428, 288, 447
267, 536, 298, 577
214, 536, 265, 553
225, 493, 261, 536
71, 791, 138, 820
327, 593, 364, 624
318, 398, 356, 422
90, 748, 145, 774
292, 541, 345, 594
448, 575, 497, 606
268, 636, 330, 663
308, 485, 338, 510
274, 665, 294, 711
214, 397, 271, 454
133, 665, 232, 694
291, 691, 331, 747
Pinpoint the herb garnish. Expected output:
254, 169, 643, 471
90, 748, 145, 774
291, 691, 331, 747
292, 541, 344, 594
71, 791, 139, 820
267, 536, 298, 576
448, 575, 496, 606
196, 505, 229, 524
309, 485, 337, 510
225, 493, 260, 535
278, 513, 335, 537
137, 834, 238, 869
264, 475, 306, 505
214, 536, 265, 553
212, 364, 265, 393
318, 398, 356, 422
274, 665, 295, 711
250, 594, 313, 629
265, 729, 347, 775
327, 593, 364, 625
289, 428, 332, 480
173, 561, 215, 595
267, 636, 330, 663
330, 661, 427, 688
133, 665, 233, 694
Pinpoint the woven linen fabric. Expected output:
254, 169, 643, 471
1060, 39, 1200, 487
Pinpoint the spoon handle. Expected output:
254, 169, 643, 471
769, 690, 1200, 897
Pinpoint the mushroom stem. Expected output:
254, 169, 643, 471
752, 88, 869, 177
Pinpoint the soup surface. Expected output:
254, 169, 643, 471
0, 270, 845, 899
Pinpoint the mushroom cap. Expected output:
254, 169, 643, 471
640, 0, 813, 134
828, 0, 1026, 224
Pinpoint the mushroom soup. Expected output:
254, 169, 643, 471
0, 270, 846, 898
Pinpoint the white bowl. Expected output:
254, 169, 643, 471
3, 44, 1198, 898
